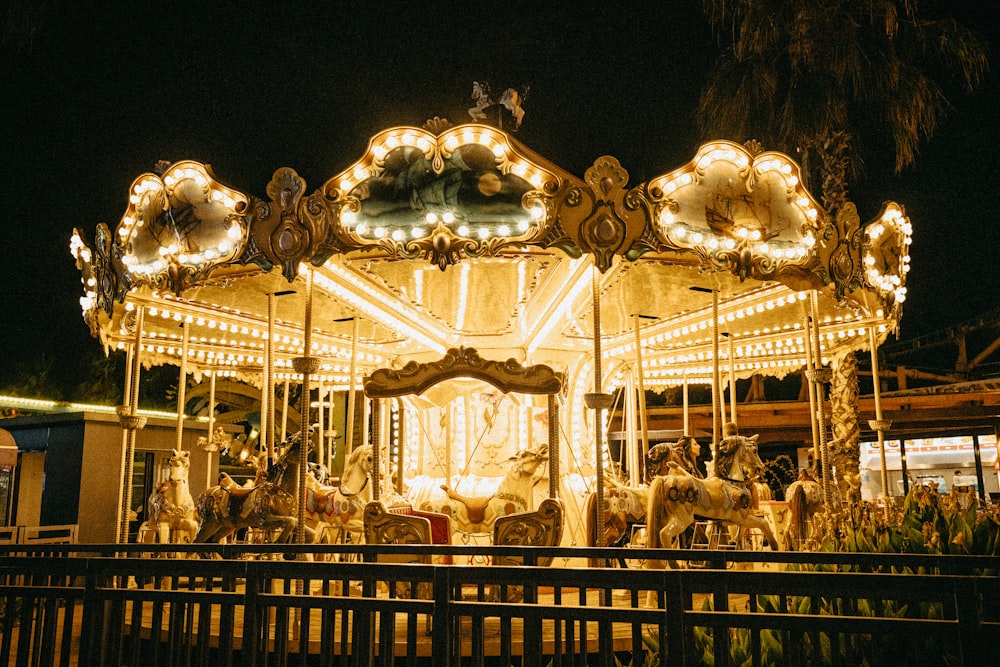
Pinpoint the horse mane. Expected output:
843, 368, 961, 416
713, 435, 747, 479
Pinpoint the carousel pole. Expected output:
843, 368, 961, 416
292, 269, 319, 545
867, 326, 893, 518
175, 321, 190, 450
117, 305, 147, 545
632, 314, 653, 481
346, 315, 360, 460
280, 378, 290, 442
264, 292, 276, 466
806, 291, 835, 516
548, 394, 560, 499
803, 314, 820, 470
326, 385, 335, 474
316, 378, 325, 470
584, 263, 612, 548
371, 399, 382, 503
725, 332, 738, 429
205, 369, 218, 489
682, 371, 690, 436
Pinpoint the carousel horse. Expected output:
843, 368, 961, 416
583, 436, 703, 556
422, 444, 549, 534
645, 433, 780, 569
143, 449, 198, 545
468, 81, 528, 129
784, 469, 843, 550
194, 432, 306, 544
302, 444, 375, 543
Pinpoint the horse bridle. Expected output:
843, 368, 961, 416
338, 476, 368, 498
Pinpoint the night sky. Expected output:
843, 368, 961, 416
2, 2, 998, 394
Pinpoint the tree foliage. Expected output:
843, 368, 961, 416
698, 0, 989, 202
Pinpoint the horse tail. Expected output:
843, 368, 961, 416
644, 476, 673, 572
788, 482, 808, 550
583, 491, 600, 566
645, 476, 666, 550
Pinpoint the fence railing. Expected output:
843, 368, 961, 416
0, 524, 77, 546
1, 544, 998, 666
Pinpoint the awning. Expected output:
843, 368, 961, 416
0, 428, 18, 467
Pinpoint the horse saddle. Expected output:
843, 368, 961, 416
441, 485, 494, 525
306, 487, 336, 516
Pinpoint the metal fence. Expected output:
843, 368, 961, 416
1, 544, 998, 666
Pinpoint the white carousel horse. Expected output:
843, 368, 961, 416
302, 444, 375, 543
194, 432, 306, 544
644, 434, 780, 569
468, 81, 528, 129
143, 448, 198, 545
418, 444, 549, 535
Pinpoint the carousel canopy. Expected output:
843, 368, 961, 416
70, 119, 911, 394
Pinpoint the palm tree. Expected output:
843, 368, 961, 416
697, 0, 988, 211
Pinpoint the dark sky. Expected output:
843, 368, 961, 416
2, 2, 997, 392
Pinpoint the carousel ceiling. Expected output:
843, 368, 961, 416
71, 119, 912, 392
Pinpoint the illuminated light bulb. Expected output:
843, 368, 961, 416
457, 225, 469, 236
478, 227, 490, 239
691, 232, 703, 243
352, 166, 367, 181
443, 211, 455, 223
411, 227, 425, 238
498, 224, 510, 236
391, 229, 404, 241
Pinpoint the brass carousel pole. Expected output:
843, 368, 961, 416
803, 314, 820, 471
725, 332, 738, 429
292, 270, 319, 545
548, 394, 560, 499
264, 292, 276, 466
345, 315, 360, 460
175, 321, 189, 450
117, 306, 147, 545
807, 291, 835, 517
584, 262, 612, 548
867, 326, 893, 518
205, 370, 218, 489
632, 314, 653, 482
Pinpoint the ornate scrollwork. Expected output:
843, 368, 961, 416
815, 201, 865, 299
554, 157, 650, 272
240, 168, 312, 282
364, 347, 565, 398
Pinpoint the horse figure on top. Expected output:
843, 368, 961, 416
645, 423, 780, 568
468, 81, 528, 130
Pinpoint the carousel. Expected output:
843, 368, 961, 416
70, 112, 911, 551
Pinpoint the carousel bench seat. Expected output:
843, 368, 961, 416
489, 498, 563, 602
492, 497, 563, 567
386, 504, 453, 548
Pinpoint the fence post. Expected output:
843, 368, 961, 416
955, 577, 983, 664
664, 569, 685, 666
241, 561, 261, 667
432, 566, 454, 666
